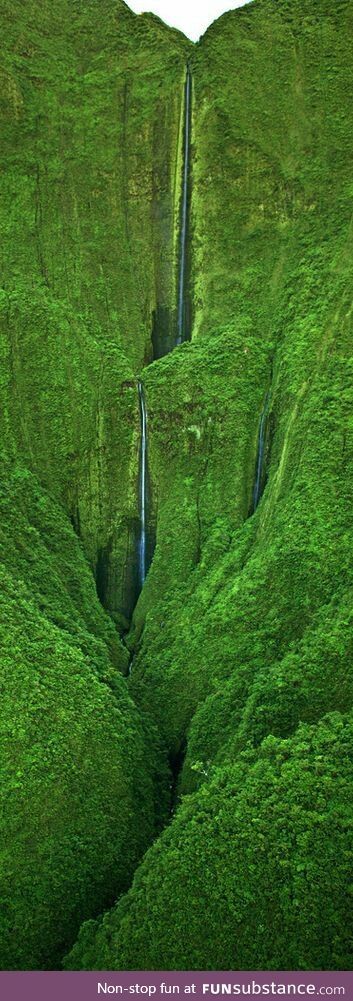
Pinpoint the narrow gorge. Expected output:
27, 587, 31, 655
1, 0, 353, 976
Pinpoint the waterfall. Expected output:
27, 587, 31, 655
176, 64, 192, 345
138, 380, 148, 589
252, 393, 270, 513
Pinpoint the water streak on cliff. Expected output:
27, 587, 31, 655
177, 64, 192, 345
252, 393, 270, 512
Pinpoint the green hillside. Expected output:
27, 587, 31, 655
1, 0, 353, 972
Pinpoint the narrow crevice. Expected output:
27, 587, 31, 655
251, 391, 271, 515
70, 507, 81, 538
169, 739, 187, 815
151, 305, 174, 361
195, 490, 202, 565
95, 538, 113, 607
249, 366, 277, 517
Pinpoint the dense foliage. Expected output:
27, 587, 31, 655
67, 714, 353, 971
0, 461, 167, 969
1, 0, 353, 973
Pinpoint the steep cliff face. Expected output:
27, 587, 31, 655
2, 0, 353, 974
127, 0, 353, 753
0, 0, 188, 971
66, 0, 353, 972
0, 0, 190, 624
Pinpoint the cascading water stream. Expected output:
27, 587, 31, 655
138, 380, 148, 590
176, 64, 192, 345
252, 392, 270, 513
135, 66, 192, 602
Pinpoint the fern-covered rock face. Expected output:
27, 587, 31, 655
2, 0, 353, 973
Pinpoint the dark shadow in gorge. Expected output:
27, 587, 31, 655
151, 305, 176, 360
248, 371, 276, 518
95, 521, 142, 629
151, 65, 193, 362
169, 739, 187, 815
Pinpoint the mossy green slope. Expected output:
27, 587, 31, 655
0, 461, 163, 970
66, 714, 353, 971
67, 0, 353, 971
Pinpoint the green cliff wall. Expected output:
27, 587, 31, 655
0, 0, 190, 625
126, 0, 353, 756
66, 0, 353, 972
2, 0, 353, 974
0, 0, 188, 971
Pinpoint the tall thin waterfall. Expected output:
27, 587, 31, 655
176, 64, 192, 345
138, 380, 148, 589
252, 393, 270, 513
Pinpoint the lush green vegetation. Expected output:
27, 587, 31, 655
0, 460, 168, 969
2, 0, 353, 973
66, 714, 353, 971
